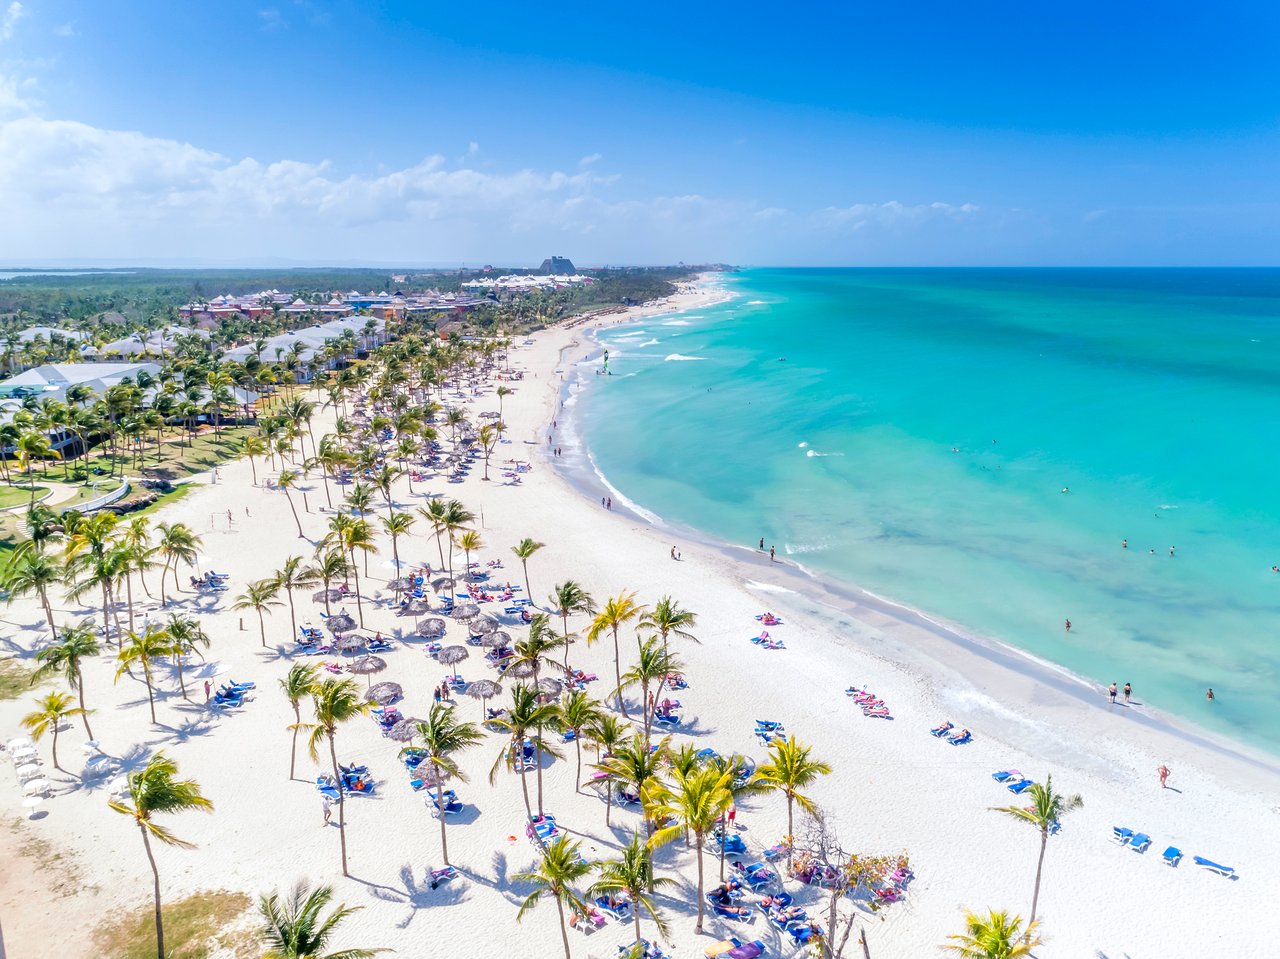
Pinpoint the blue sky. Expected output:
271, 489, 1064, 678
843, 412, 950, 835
1, 0, 1277, 265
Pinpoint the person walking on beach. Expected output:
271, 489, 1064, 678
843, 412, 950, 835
1158, 764, 1170, 788
1108, 682, 1118, 704
606, 497, 612, 510
769, 546, 775, 562
1123, 682, 1132, 704
203, 680, 212, 702
322, 796, 333, 827
759, 537, 765, 550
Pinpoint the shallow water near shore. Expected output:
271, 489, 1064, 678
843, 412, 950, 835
575, 268, 1280, 755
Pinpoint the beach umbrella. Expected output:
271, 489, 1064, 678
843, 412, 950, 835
503, 660, 536, 680
451, 602, 480, 622
6, 737, 33, 752
479, 631, 510, 649
346, 655, 387, 687
366, 682, 403, 705
465, 679, 502, 719
326, 612, 357, 634
398, 599, 431, 618
15, 763, 42, 781
23, 778, 50, 796
468, 616, 498, 637
480, 410, 501, 419
420, 618, 446, 640
313, 588, 344, 603
335, 634, 367, 654
22, 795, 43, 819
430, 576, 455, 593
536, 677, 564, 697
386, 577, 412, 592
437, 645, 470, 681
386, 718, 420, 742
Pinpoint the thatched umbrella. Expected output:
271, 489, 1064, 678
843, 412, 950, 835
335, 634, 367, 654
480, 410, 501, 419
387, 578, 412, 593
327, 612, 357, 634
480, 631, 510, 649
386, 718, 420, 742
465, 679, 503, 719
313, 588, 344, 603
346, 654, 386, 687
420, 618, 446, 640
398, 598, 432, 619
437, 645, 470, 681
451, 602, 480, 622
431, 576, 455, 593
503, 660, 536, 680
366, 682, 402, 705
468, 616, 499, 638
536, 677, 564, 698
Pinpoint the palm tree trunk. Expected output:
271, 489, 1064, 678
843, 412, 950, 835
328, 732, 350, 876
436, 767, 451, 866
521, 560, 531, 599
257, 609, 266, 647
518, 755, 534, 825
139, 824, 166, 959
352, 562, 364, 627
573, 737, 582, 793
75, 667, 94, 739
633, 906, 642, 947
125, 575, 135, 635
39, 587, 56, 639
289, 703, 301, 780
694, 834, 706, 934
284, 490, 303, 537
1029, 829, 1048, 930
611, 627, 628, 718
555, 895, 572, 959
286, 588, 296, 638
175, 654, 188, 701
51, 723, 61, 771
786, 794, 795, 867
143, 666, 157, 724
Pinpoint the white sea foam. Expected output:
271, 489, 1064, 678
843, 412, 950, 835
662, 320, 692, 326
745, 580, 796, 594
785, 542, 831, 555
1157, 504, 1180, 510
746, 299, 767, 305
638, 339, 660, 347
798, 441, 809, 449
614, 330, 648, 338
664, 354, 705, 362
805, 449, 843, 457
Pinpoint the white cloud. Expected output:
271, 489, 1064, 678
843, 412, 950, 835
816, 200, 979, 231
579, 152, 602, 167
258, 7, 285, 31
1, 2, 24, 43
53, 21, 75, 37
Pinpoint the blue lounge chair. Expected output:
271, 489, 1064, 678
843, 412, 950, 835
710, 902, 753, 922
755, 720, 784, 731
930, 722, 954, 738
1162, 846, 1182, 867
716, 833, 748, 855
595, 896, 632, 922
788, 923, 819, 945
1193, 856, 1236, 877
947, 730, 973, 746
1006, 778, 1035, 794
1129, 832, 1152, 852
1112, 826, 1134, 845
991, 770, 1021, 783
768, 906, 806, 930
653, 713, 680, 728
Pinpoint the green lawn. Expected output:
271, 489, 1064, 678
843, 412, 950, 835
0, 657, 40, 700
0, 485, 48, 509
93, 890, 253, 959
23, 426, 253, 485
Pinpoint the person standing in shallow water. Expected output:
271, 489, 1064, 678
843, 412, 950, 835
769, 546, 775, 562
1123, 682, 1132, 704
1108, 682, 1118, 704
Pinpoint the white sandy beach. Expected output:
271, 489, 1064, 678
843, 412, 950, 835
2, 281, 1278, 959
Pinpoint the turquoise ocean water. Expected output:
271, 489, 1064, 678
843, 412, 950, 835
576, 269, 1280, 754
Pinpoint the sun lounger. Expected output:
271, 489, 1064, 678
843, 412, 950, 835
991, 769, 1022, 783
1162, 846, 1182, 867
653, 713, 680, 728
709, 901, 753, 922
947, 730, 973, 746
755, 719, 784, 731
762, 841, 790, 861
1128, 832, 1152, 852
726, 940, 764, 959
704, 939, 742, 958
594, 896, 632, 922
930, 722, 954, 737
1006, 778, 1035, 794
716, 834, 748, 855
787, 923, 819, 944
1193, 856, 1235, 877
1112, 826, 1134, 845
430, 865, 457, 885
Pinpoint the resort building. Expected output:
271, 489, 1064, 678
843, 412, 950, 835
221, 316, 386, 380
97, 326, 211, 358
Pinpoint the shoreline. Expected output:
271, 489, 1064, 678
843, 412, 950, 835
547, 277, 1280, 788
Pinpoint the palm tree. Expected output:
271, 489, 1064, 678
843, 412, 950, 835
242, 434, 268, 485
991, 775, 1083, 931
617, 637, 680, 747
154, 521, 201, 606
587, 591, 647, 716
1, 549, 61, 636
380, 512, 414, 574
417, 499, 450, 571
513, 834, 592, 959
455, 529, 483, 582
166, 614, 210, 701
309, 550, 349, 616
944, 909, 1042, 958
259, 882, 383, 959
509, 613, 567, 685
511, 537, 544, 599
235, 578, 285, 647
412, 704, 485, 866
593, 734, 666, 831
646, 765, 735, 934
21, 690, 87, 771
638, 596, 698, 699
590, 831, 676, 945
278, 469, 306, 537
549, 580, 594, 670
441, 499, 474, 581
297, 678, 371, 875
281, 663, 320, 781
115, 625, 176, 724
274, 555, 319, 640
333, 519, 376, 627
489, 683, 561, 824
32, 623, 100, 737
108, 752, 213, 959
557, 690, 604, 794
756, 736, 832, 865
